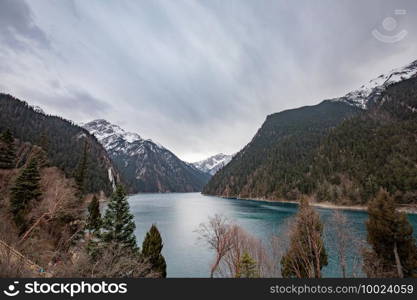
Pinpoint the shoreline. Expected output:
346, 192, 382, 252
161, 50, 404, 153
209, 194, 417, 215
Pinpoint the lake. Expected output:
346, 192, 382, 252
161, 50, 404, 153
128, 192, 417, 278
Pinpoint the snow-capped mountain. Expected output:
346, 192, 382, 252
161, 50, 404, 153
83, 119, 151, 152
83, 119, 210, 193
336, 60, 417, 109
192, 153, 233, 175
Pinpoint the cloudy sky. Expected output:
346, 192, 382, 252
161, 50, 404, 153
1, 0, 416, 161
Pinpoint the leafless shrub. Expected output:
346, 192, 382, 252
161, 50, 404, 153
218, 225, 275, 277
331, 210, 364, 278
18, 167, 85, 265
196, 214, 234, 277
198, 215, 285, 278
54, 243, 158, 278
0, 220, 43, 278
0, 253, 33, 278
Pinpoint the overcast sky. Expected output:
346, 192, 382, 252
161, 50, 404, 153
1, 0, 416, 161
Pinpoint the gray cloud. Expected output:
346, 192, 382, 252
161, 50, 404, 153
38, 88, 111, 120
0, 0, 416, 161
0, 0, 49, 50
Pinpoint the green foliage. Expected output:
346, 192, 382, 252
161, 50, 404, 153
86, 195, 102, 233
0, 93, 114, 195
281, 198, 328, 278
0, 129, 16, 169
101, 185, 138, 252
10, 158, 42, 231
236, 252, 259, 278
364, 190, 417, 277
141, 224, 167, 277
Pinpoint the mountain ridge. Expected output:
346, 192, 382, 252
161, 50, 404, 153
192, 153, 233, 175
203, 60, 417, 205
83, 119, 210, 193
334, 59, 417, 109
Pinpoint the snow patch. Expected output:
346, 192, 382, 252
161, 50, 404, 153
336, 60, 417, 109
82, 119, 168, 158
192, 153, 233, 175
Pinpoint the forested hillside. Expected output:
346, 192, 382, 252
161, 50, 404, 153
203, 101, 361, 199
0, 131, 165, 278
0, 94, 117, 195
311, 77, 417, 205
204, 77, 417, 205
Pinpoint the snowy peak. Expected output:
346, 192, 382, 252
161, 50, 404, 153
83, 119, 143, 149
337, 60, 417, 109
192, 153, 233, 175
83, 119, 210, 193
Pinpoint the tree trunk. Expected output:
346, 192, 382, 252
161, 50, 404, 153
210, 256, 221, 278
341, 263, 346, 278
393, 242, 404, 278
19, 213, 48, 244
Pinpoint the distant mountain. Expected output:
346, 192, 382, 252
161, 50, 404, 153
0, 94, 117, 195
192, 153, 233, 175
204, 60, 417, 205
83, 119, 210, 193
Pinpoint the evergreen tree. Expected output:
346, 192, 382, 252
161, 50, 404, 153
281, 198, 328, 278
236, 252, 259, 278
364, 189, 417, 277
10, 158, 42, 230
141, 224, 167, 277
74, 139, 89, 196
86, 195, 102, 233
101, 185, 138, 251
0, 129, 16, 169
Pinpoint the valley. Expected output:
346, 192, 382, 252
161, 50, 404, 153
1, 59, 417, 279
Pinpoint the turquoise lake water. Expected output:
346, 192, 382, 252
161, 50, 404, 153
128, 193, 417, 278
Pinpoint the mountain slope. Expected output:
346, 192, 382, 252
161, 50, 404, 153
204, 60, 417, 204
312, 77, 417, 205
0, 94, 117, 195
192, 153, 233, 175
83, 120, 210, 193
203, 101, 361, 199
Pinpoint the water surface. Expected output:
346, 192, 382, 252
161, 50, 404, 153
128, 193, 417, 278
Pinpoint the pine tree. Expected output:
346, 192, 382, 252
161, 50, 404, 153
0, 129, 16, 169
141, 224, 167, 277
10, 158, 42, 230
101, 185, 138, 251
364, 189, 417, 277
236, 252, 259, 278
74, 139, 88, 196
86, 195, 102, 233
280, 197, 328, 278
